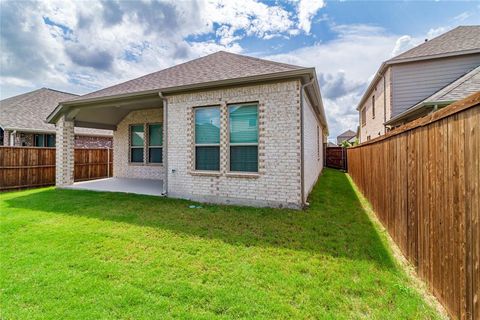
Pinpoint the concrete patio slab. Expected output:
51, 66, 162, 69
64, 178, 163, 196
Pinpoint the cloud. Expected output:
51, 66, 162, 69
65, 45, 114, 70
297, 0, 325, 33
266, 24, 400, 138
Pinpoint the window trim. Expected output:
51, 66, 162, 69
227, 102, 259, 174
193, 106, 221, 172
361, 107, 367, 127
129, 124, 145, 164
147, 123, 163, 165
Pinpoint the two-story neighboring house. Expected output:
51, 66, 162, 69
358, 26, 480, 142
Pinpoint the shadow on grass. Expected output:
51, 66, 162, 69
3, 169, 395, 269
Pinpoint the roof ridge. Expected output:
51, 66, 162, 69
217, 50, 306, 69
42, 87, 79, 96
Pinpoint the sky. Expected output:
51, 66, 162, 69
0, 0, 479, 139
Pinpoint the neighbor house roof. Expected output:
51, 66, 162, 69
48, 51, 328, 132
385, 65, 480, 125
337, 130, 356, 138
69, 51, 305, 101
356, 25, 480, 111
389, 26, 480, 63
0, 88, 112, 136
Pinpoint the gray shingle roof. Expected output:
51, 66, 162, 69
0, 88, 112, 136
68, 51, 306, 101
423, 65, 480, 103
337, 130, 356, 138
389, 26, 480, 62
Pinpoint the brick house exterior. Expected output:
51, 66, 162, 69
48, 52, 328, 208
0, 88, 113, 148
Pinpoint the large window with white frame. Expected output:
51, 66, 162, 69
129, 123, 163, 164
228, 103, 258, 173
148, 123, 163, 164
194, 107, 220, 171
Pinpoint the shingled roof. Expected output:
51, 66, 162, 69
0, 88, 112, 136
389, 26, 480, 62
68, 51, 306, 102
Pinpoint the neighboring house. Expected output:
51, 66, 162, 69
0, 88, 113, 148
327, 142, 338, 147
47, 51, 328, 208
358, 25, 480, 143
336, 129, 356, 145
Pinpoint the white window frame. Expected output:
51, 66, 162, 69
194, 106, 221, 172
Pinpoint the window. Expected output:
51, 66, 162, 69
195, 107, 220, 171
130, 124, 144, 163
372, 95, 375, 119
34, 134, 55, 147
148, 124, 163, 164
229, 103, 258, 172
361, 108, 366, 126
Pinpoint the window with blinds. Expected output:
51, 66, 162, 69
130, 124, 145, 163
228, 103, 258, 172
195, 107, 220, 171
148, 124, 163, 164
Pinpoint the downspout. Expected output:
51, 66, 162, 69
159, 92, 168, 195
383, 74, 387, 133
300, 77, 315, 208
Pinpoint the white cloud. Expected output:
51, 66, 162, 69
297, 0, 325, 33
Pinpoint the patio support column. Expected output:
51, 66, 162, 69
55, 115, 75, 186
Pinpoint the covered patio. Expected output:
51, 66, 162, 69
65, 177, 164, 196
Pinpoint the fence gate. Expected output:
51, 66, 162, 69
325, 147, 347, 170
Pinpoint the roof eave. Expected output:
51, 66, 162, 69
48, 68, 317, 124
385, 100, 453, 126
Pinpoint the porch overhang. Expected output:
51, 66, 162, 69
47, 92, 164, 130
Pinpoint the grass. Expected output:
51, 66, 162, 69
0, 169, 440, 319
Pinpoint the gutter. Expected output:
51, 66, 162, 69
300, 77, 315, 207
159, 92, 168, 196
385, 100, 453, 126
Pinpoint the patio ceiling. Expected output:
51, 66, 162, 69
61, 93, 163, 130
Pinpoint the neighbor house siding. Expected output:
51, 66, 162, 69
391, 53, 480, 117
302, 94, 323, 201
359, 67, 392, 142
167, 80, 303, 208
113, 108, 165, 180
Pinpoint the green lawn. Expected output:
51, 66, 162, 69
0, 169, 439, 319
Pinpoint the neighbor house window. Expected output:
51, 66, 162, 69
195, 107, 220, 171
229, 103, 258, 172
34, 134, 55, 147
372, 95, 375, 119
130, 124, 145, 163
148, 124, 163, 164
361, 108, 366, 126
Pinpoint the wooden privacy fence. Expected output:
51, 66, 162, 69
325, 147, 347, 170
347, 92, 479, 320
0, 147, 113, 191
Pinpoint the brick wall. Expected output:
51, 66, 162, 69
167, 80, 303, 208
74, 135, 112, 148
302, 94, 324, 201
113, 108, 165, 180
359, 67, 392, 142
2, 130, 112, 148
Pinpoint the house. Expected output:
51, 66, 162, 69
336, 129, 356, 145
0, 88, 112, 148
358, 25, 480, 143
47, 51, 328, 208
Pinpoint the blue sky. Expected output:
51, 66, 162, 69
0, 0, 478, 139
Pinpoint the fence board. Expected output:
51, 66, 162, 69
347, 92, 480, 320
0, 147, 113, 191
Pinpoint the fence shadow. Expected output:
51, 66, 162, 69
4, 169, 395, 269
